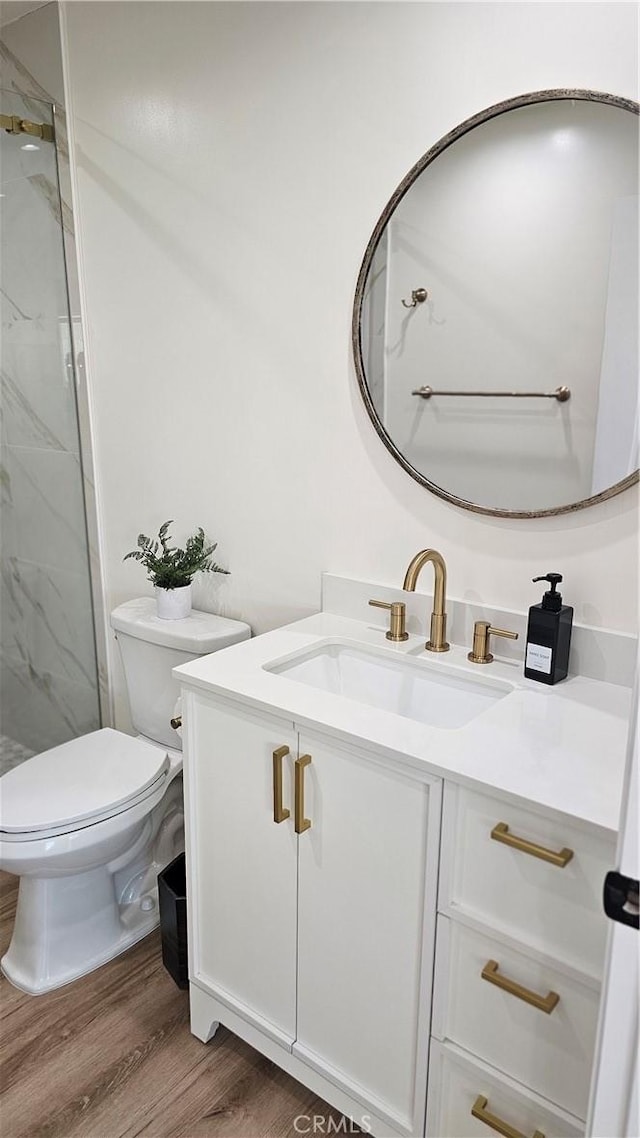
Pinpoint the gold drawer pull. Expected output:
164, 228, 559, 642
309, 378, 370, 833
295, 754, 312, 834
272, 746, 290, 824
472, 1095, 545, 1138
491, 822, 573, 868
481, 960, 559, 1014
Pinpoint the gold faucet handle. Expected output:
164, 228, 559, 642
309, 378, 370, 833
368, 599, 409, 642
468, 620, 518, 664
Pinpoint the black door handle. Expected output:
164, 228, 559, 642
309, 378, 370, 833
603, 870, 639, 930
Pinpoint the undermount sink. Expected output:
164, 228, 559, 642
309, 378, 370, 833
264, 640, 513, 729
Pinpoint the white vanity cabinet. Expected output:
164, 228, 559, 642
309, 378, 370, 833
183, 689, 442, 1138
175, 606, 631, 1138
428, 783, 616, 1138
185, 695, 299, 1043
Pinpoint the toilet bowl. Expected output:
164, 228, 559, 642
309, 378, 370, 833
0, 600, 250, 994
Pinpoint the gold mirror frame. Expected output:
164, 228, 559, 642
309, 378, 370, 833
352, 89, 639, 519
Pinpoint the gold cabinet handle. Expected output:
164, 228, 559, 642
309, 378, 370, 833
295, 754, 312, 834
471, 1095, 545, 1138
491, 822, 573, 868
481, 960, 559, 1014
272, 746, 290, 824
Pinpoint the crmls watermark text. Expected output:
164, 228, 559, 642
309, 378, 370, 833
293, 1114, 372, 1134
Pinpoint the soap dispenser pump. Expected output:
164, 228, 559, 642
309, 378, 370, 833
524, 573, 573, 685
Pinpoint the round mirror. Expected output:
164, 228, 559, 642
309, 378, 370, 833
353, 90, 639, 518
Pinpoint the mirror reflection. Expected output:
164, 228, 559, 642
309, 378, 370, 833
355, 92, 639, 517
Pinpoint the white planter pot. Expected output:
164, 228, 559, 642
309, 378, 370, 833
155, 584, 192, 620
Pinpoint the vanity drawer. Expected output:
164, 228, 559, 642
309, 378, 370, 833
432, 918, 600, 1119
427, 1040, 584, 1138
440, 785, 614, 976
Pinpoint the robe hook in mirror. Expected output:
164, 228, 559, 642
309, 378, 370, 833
402, 287, 428, 309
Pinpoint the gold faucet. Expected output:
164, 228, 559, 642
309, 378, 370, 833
402, 549, 449, 652
467, 621, 518, 664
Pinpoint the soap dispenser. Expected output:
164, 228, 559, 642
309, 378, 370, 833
524, 573, 573, 685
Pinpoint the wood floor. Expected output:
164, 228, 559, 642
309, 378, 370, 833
0, 871, 344, 1138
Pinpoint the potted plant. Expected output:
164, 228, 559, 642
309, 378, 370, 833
124, 520, 229, 619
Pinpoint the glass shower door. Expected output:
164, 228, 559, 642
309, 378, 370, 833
0, 91, 100, 771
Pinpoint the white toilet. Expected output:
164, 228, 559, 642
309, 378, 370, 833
0, 598, 250, 994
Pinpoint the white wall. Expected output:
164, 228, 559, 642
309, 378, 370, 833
60, 1, 639, 729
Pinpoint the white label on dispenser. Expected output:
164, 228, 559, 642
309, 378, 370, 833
526, 643, 553, 674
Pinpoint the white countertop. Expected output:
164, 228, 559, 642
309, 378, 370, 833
175, 613, 632, 835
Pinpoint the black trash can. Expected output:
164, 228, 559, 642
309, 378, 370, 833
158, 852, 189, 989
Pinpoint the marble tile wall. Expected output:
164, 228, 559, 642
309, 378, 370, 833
0, 79, 101, 753
0, 734, 35, 777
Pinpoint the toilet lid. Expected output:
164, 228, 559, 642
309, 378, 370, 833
0, 729, 170, 835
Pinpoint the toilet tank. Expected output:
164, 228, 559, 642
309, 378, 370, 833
110, 598, 251, 749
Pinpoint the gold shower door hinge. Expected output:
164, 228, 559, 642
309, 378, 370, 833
1, 113, 54, 143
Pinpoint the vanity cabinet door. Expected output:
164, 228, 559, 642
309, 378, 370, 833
293, 731, 441, 1137
186, 694, 298, 1046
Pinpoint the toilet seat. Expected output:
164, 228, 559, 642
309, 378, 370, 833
0, 729, 170, 841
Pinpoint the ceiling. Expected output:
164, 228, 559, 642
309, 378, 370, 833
0, 1, 50, 28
